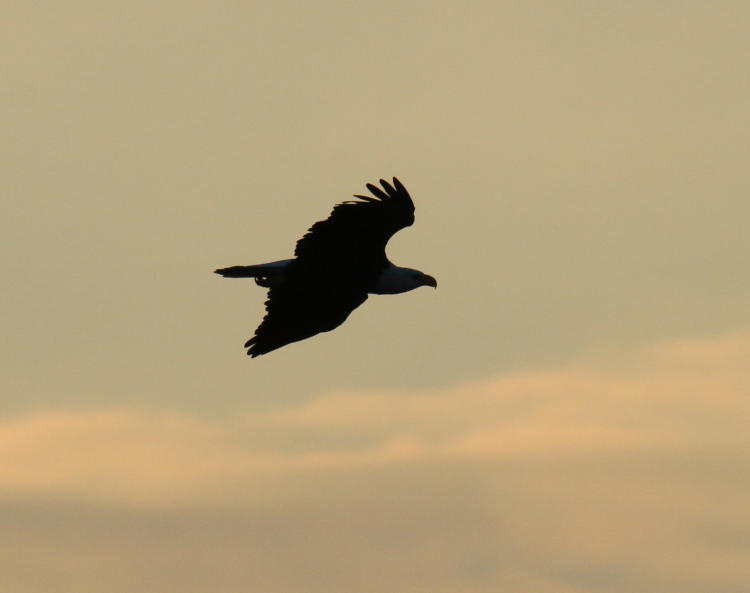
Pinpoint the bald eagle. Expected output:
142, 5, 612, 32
215, 177, 436, 357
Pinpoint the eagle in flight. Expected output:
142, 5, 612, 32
215, 177, 437, 357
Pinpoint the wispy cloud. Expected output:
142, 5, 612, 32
2, 331, 749, 591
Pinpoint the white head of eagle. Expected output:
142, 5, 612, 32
215, 177, 436, 357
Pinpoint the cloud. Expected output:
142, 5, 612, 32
2, 331, 750, 592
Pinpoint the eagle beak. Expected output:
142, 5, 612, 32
423, 274, 437, 289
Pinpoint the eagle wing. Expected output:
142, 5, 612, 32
244, 178, 414, 357
293, 177, 415, 270
245, 283, 367, 357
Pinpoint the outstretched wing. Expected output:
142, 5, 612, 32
245, 281, 367, 357
293, 177, 415, 271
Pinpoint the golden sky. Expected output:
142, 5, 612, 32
3, 1, 750, 591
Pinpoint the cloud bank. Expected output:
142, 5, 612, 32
2, 331, 749, 592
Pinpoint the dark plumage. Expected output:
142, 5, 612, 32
215, 177, 436, 357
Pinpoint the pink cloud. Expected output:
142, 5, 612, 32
1, 331, 749, 592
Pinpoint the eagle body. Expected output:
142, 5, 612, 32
216, 178, 436, 357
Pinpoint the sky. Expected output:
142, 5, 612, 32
2, 1, 749, 591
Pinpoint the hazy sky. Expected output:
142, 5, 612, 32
3, 1, 750, 592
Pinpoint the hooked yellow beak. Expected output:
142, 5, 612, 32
422, 273, 437, 288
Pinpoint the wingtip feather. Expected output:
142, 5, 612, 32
365, 183, 389, 200
379, 178, 396, 197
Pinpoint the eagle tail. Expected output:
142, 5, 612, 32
214, 259, 291, 287
214, 265, 264, 278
